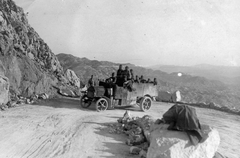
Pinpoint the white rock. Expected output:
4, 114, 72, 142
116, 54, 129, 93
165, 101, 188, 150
0, 75, 9, 105
65, 69, 80, 88
172, 90, 181, 103
147, 124, 220, 158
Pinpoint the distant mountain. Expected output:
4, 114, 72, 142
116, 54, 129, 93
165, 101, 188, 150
149, 64, 240, 86
57, 53, 240, 110
57, 54, 226, 90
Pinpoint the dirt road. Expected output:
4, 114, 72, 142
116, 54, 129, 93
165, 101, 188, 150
0, 98, 239, 158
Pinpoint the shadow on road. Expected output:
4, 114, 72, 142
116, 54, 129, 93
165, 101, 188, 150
33, 98, 94, 111
33, 97, 142, 112
84, 121, 138, 158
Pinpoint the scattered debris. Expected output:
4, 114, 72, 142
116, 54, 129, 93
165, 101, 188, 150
106, 110, 154, 157
0, 93, 49, 111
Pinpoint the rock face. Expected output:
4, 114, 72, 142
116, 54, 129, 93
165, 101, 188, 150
65, 69, 80, 88
0, 75, 9, 104
0, 0, 79, 98
147, 124, 220, 158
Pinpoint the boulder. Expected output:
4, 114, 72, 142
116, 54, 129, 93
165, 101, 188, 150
38, 93, 49, 99
65, 69, 80, 88
147, 124, 220, 158
157, 91, 172, 102
209, 102, 216, 109
213, 152, 225, 158
171, 90, 181, 103
0, 75, 9, 104
58, 86, 80, 97
129, 146, 142, 155
198, 102, 207, 108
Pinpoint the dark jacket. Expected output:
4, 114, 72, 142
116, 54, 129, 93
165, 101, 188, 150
162, 104, 203, 145
116, 69, 124, 87
117, 69, 123, 78
122, 69, 131, 80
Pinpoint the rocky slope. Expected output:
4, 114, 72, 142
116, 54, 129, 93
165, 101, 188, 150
0, 0, 79, 101
57, 53, 240, 110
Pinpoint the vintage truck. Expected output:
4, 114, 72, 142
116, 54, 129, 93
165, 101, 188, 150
80, 82, 158, 112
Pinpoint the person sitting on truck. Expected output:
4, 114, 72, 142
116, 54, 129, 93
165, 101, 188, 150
140, 75, 146, 83
135, 75, 140, 83
123, 76, 132, 91
122, 66, 131, 80
146, 78, 151, 83
123, 70, 135, 92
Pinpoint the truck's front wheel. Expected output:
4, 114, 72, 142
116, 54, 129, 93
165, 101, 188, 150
96, 98, 109, 112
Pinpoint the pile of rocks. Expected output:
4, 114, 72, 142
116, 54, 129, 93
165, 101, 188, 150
107, 111, 155, 157
0, 92, 49, 111
107, 111, 225, 158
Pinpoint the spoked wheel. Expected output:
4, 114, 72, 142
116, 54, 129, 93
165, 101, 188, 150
140, 96, 152, 112
96, 98, 109, 112
80, 95, 92, 108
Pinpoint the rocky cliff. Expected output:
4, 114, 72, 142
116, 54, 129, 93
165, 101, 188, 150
0, 0, 79, 99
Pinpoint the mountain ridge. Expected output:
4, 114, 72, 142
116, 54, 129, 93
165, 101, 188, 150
149, 64, 240, 85
57, 53, 240, 110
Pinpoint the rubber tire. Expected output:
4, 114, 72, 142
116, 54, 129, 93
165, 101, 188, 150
96, 98, 109, 112
140, 96, 152, 112
80, 95, 92, 108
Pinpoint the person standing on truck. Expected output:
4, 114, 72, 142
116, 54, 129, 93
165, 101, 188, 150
109, 72, 116, 83
88, 75, 94, 87
116, 64, 124, 86
108, 72, 117, 99
135, 75, 140, 83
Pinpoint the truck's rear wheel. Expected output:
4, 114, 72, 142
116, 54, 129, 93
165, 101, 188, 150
80, 95, 92, 108
96, 98, 109, 112
140, 96, 152, 112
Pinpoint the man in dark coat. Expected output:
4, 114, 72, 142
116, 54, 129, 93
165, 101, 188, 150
116, 65, 124, 87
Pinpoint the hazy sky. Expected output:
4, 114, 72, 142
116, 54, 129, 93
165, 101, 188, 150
14, 0, 240, 66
